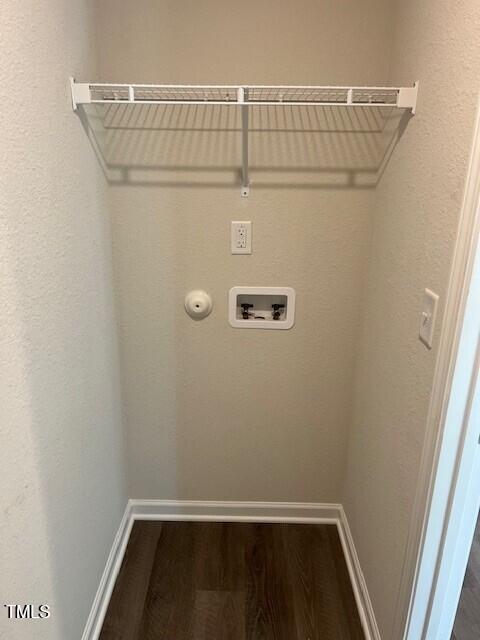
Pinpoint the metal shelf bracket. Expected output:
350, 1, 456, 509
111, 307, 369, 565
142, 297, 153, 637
239, 87, 250, 197
397, 81, 419, 115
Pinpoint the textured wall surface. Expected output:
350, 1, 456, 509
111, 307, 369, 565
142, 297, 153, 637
342, 0, 480, 636
0, 2, 126, 638
95, 0, 393, 500
3, 1, 478, 638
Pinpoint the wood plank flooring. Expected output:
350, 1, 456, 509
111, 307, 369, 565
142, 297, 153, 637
452, 513, 480, 640
99, 521, 364, 640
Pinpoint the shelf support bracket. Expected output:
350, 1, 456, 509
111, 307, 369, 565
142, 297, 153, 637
70, 78, 91, 111
239, 87, 250, 197
397, 81, 419, 115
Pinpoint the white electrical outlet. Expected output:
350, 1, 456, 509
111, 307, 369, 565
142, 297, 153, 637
231, 221, 252, 254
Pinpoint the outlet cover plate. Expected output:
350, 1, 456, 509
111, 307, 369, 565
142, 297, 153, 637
231, 221, 252, 254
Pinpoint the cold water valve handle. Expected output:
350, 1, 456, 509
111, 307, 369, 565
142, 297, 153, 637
272, 304, 285, 320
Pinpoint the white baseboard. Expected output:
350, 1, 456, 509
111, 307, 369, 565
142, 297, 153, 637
82, 500, 380, 640
129, 499, 341, 523
338, 505, 382, 640
81, 504, 134, 640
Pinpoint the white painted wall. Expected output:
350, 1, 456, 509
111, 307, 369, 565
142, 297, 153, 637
95, 0, 393, 502
0, 2, 126, 638
3, 2, 479, 638
342, 0, 480, 636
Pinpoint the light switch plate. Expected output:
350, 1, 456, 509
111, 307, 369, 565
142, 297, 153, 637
419, 288, 439, 349
231, 221, 252, 254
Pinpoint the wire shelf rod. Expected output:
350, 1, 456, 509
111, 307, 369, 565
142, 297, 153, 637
86, 100, 401, 107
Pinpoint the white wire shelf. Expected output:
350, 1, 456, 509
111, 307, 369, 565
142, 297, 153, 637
70, 79, 418, 196
71, 80, 418, 112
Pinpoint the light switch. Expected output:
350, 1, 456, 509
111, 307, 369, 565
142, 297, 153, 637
419, 288, 439, 349
231, 221, 252, 254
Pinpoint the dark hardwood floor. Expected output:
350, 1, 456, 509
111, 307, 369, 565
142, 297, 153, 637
99, 521, 364, 640
452, 513, 480, 640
